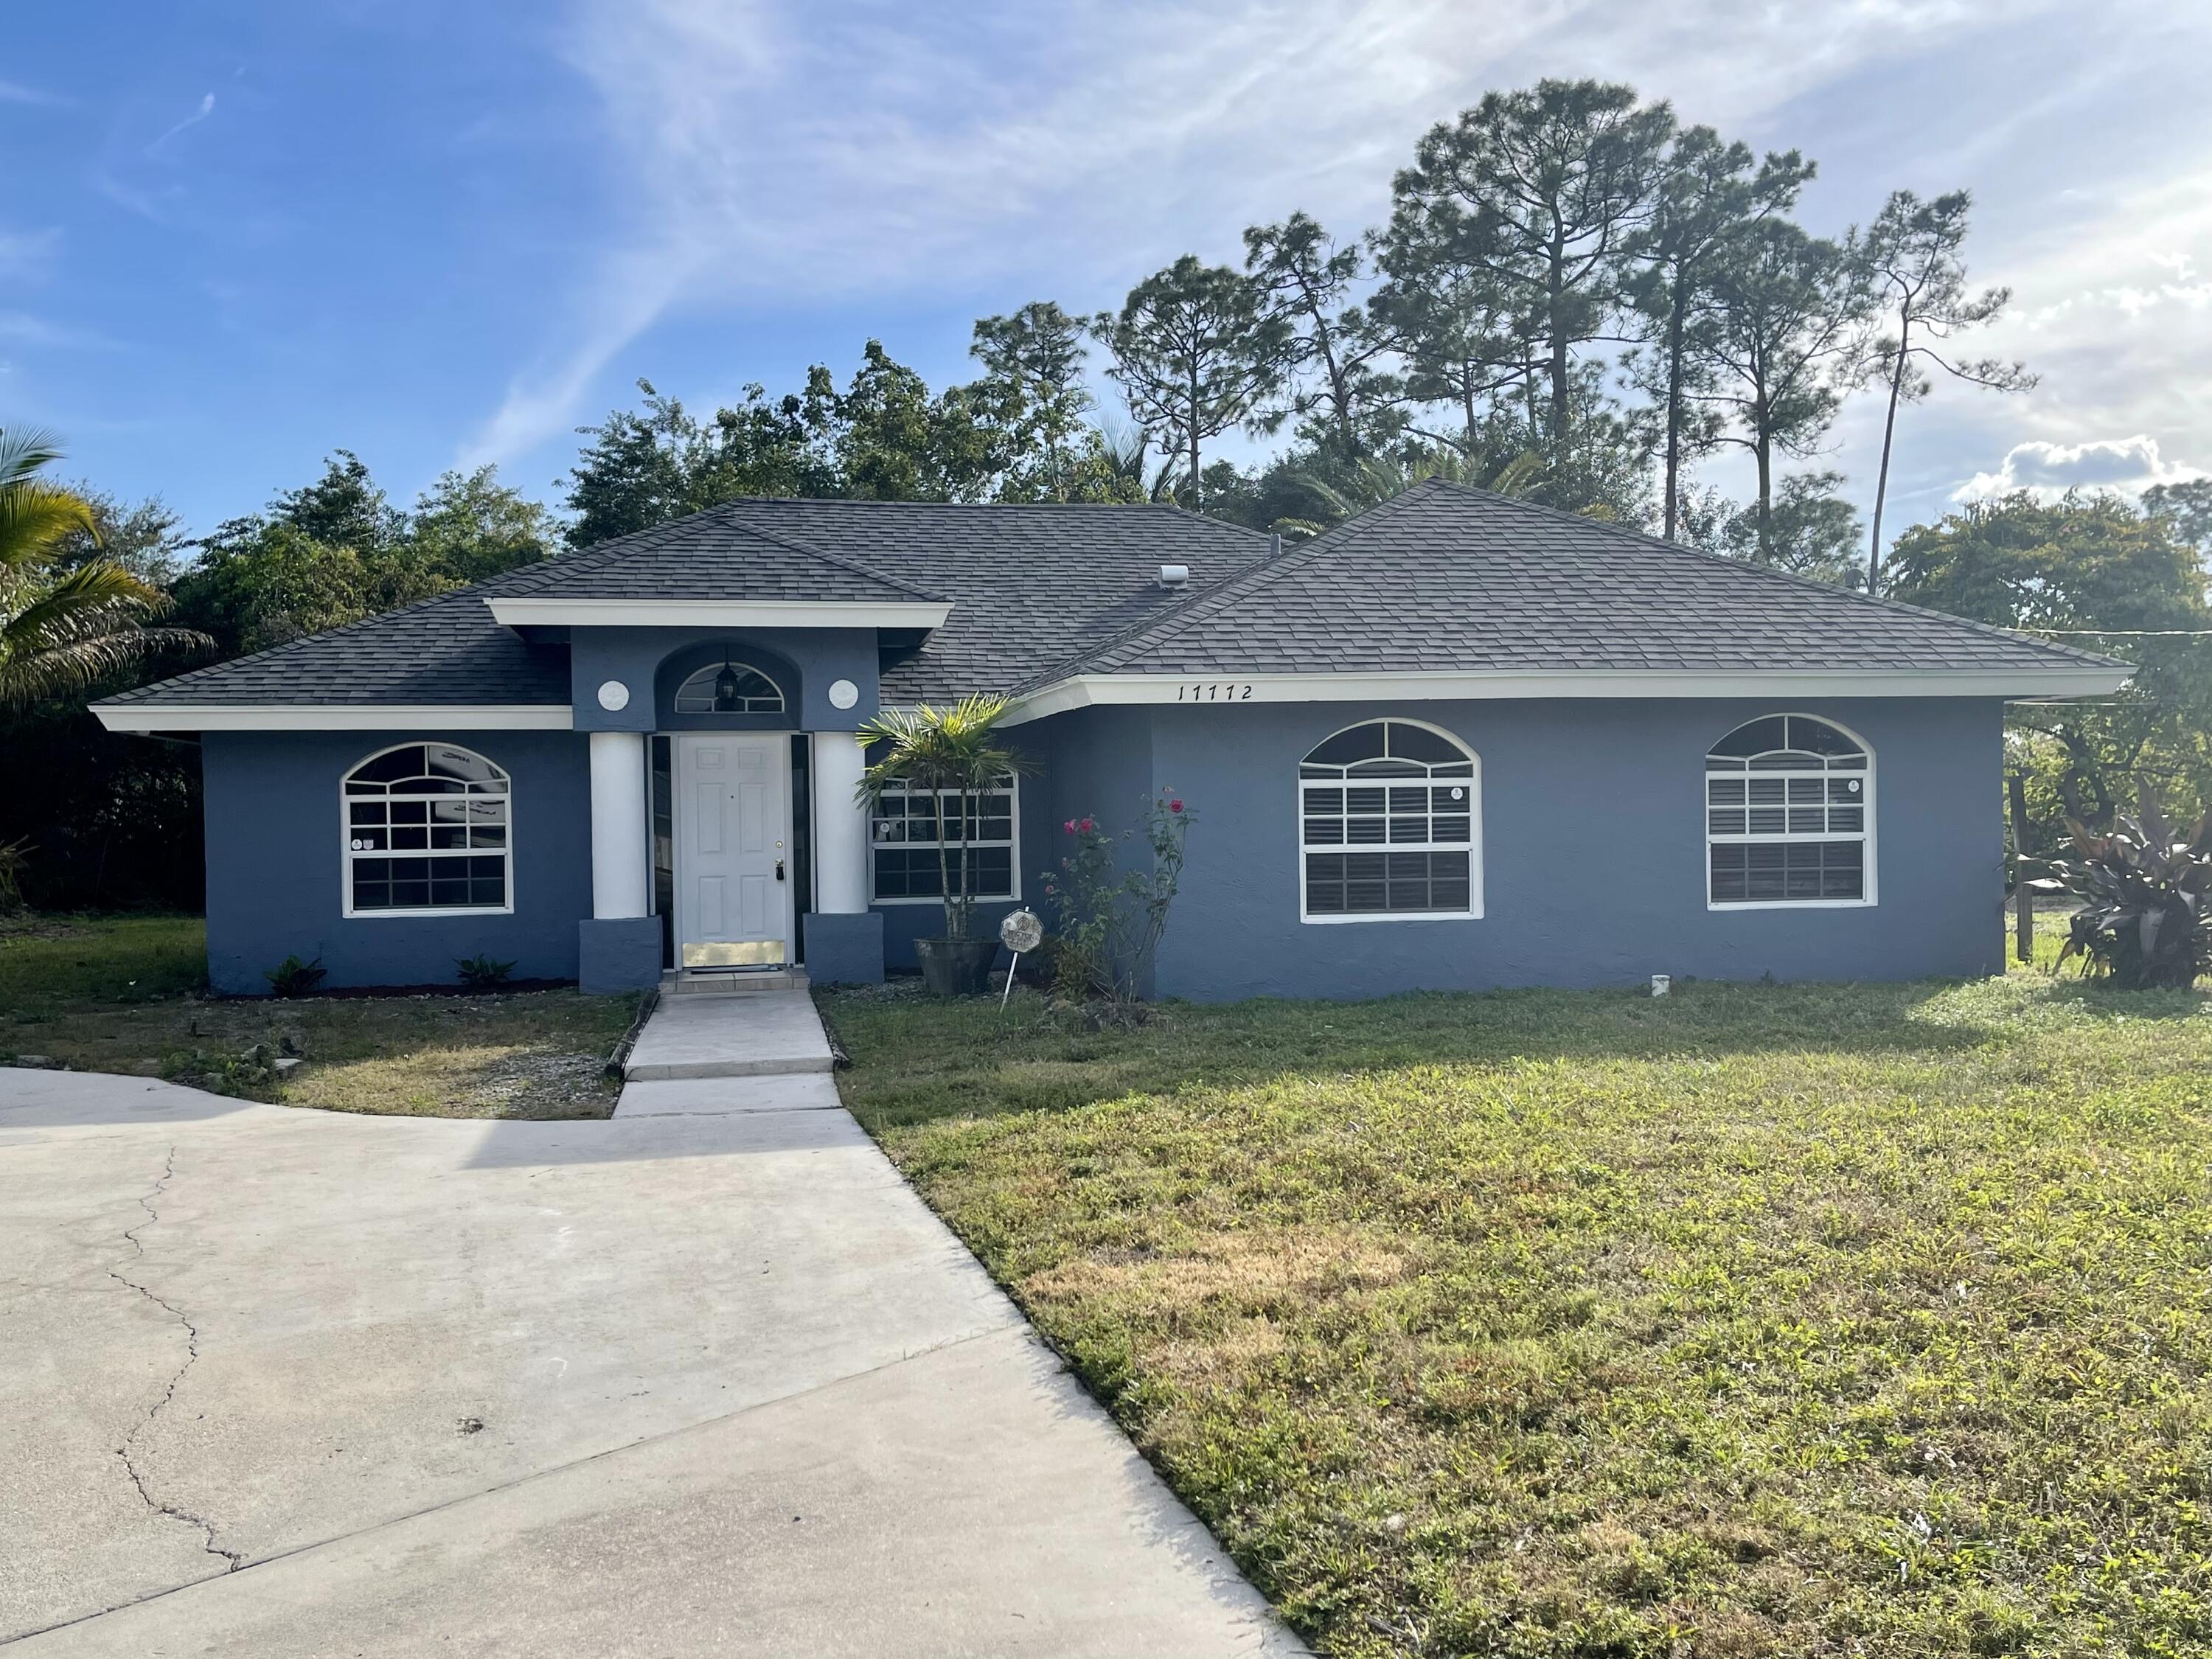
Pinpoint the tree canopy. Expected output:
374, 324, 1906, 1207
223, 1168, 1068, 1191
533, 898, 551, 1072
1887, 491, 2212, 836
177, 453, 555, 655
1094, 256, 1290, 508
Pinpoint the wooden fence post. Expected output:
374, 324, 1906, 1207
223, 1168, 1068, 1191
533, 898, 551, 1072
2008, 771, 2033, 963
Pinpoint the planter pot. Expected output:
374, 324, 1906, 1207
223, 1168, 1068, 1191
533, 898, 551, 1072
916, 936, 999, 996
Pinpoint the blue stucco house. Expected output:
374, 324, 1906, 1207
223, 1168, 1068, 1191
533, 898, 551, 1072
96, 481, 2129, 1000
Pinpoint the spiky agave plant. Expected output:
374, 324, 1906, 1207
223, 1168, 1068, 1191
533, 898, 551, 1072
0, 428, 210, 706
2025, 780, 2212, 990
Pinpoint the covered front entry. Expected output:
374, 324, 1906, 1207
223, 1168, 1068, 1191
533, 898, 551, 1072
673, 732, 792, 970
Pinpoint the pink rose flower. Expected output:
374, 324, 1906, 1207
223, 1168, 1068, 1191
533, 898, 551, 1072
1169, 799, 1183, 813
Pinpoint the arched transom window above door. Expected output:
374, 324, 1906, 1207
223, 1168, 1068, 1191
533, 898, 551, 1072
672, 660, 786, 714
1299, 719, 1481, 921
1705, 714, 1874, 907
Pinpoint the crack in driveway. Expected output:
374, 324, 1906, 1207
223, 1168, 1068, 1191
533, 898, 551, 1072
103, 1144, 242, 1573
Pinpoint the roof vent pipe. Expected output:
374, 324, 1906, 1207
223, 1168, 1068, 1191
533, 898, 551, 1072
1156, 563, 1189, 590
1270, 532, 1283, 559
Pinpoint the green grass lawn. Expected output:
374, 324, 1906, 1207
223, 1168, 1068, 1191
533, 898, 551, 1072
823, 943, 2212, 1658
1, 914, 636, 1119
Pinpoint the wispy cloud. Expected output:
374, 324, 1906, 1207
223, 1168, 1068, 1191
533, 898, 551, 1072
91, 170, 170, 225
470, 0, 2037, 465
0, 77, 70, 108
147, 91, 216, 156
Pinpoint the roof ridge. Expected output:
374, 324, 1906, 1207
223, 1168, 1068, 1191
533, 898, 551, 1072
667, 495, 1269, 525
487, 504, 946, 604
1418, 479, 2127, 672
476, 514, 700, 592
707, 503, 947, 602
1002, 525, 1310, 695
1023, 482, 1447, 687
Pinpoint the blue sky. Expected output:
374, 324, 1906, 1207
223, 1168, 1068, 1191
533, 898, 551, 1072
7, 0, 2212, 543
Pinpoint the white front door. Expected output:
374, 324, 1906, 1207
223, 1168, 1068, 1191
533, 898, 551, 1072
675, 734, 790, 968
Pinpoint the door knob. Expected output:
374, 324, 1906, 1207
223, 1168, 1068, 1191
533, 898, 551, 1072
775, 859, 786, 882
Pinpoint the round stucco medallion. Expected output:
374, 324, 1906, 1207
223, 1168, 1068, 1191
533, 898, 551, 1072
596, 679, 631, 712
827, 678, 860, 711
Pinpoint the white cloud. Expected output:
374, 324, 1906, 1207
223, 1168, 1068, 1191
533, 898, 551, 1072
469, 0, 2053, 465
147, 92, 217, 156
1954, 435, 2202, 501
1905, 164, 2212, 515
0, 78, 69, 108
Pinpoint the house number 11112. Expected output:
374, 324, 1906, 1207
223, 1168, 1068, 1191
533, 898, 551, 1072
1175, 684, 1254, 701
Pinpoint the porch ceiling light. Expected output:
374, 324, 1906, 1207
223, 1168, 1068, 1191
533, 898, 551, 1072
714, 658, 740, 711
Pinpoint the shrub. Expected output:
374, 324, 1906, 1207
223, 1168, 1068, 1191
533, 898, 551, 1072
2026, 782, 2212, 990
263, 953, 327, 998
1040, 791, 1194, 1003
163, 1042, 282, 1097
455, 953, 517, 989
0, 836, 29, 913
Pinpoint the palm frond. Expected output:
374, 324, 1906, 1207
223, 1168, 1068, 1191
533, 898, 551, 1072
4, 563, 167, 650
0, 542, 207, 708
0, 629, 206, 707
0, 426, 100, 573
0, 427, 66, 490
852, 695, 1031, 940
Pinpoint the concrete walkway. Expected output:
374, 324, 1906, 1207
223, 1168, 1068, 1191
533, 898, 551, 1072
616, 990, 845, 1117
1, 1060, 1305, 1655
621, 990, 832, 1082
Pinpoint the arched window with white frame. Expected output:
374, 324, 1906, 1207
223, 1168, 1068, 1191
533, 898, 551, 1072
342, 743, 512, 917
672, 659, 786, 714
1299, 719, 1481, 921
1705, 714, 1874, 907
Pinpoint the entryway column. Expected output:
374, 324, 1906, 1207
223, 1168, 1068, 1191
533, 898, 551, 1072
811, 730, 869, 914
805, 729, 885, 984
589, 731, 650, 918
580, 730, 659, 995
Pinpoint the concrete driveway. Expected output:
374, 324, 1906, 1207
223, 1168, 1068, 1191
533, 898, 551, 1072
1, 1070, 1301, 1655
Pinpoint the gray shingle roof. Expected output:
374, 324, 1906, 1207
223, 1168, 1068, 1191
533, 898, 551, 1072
105, 499, 1268, 709
1020, 481, 2121, 684
490, 507, 947, 604
101, 483, 2118, 714
705, 500, 1267, 700
98, 586, 572, 707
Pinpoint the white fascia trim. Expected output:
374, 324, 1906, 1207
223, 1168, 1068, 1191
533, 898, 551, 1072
94, 704, 575, 733
485, 597, 952, 630
1000, 667, 2133, 723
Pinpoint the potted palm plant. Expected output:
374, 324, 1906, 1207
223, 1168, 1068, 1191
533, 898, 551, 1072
855, 695, 1032, 995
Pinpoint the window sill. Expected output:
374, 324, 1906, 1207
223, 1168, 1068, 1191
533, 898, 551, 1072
343, 905, 515, 920
1301, 910, 1483, 925
1707, 898, 1877, 911
870, 894, 1020, 907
